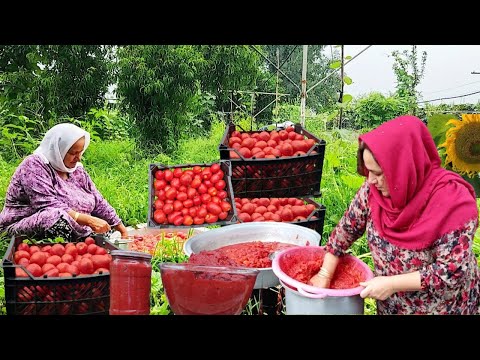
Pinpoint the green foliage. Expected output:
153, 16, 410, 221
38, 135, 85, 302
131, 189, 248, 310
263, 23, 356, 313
82, 139, 151, 227
0, 268, 5, 315
0, 156, 18, 209
196, 45, 263, 113
83, 107, 131, 141
273, 104, 301, 124
426, 113, 458, 146
0, 114, 39, 160
425, 113, 480, 197
173, 119, 226, 164
391, 46, 427, 115
0, 45, 115, 120
261, 45, 341, 112
344, 92, 410, 129
116, 45, 206, 155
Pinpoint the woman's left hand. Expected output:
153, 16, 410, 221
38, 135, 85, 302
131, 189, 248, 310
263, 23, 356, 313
359, 276, 396, 300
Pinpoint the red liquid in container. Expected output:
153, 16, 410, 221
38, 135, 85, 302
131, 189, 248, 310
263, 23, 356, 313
109, 250, 152, 315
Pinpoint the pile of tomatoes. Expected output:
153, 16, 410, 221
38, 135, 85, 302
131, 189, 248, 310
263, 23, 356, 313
152, 163, 233, 226
235, 197, 318, 223
227, 126, 318, 159
13, 237, 111, 278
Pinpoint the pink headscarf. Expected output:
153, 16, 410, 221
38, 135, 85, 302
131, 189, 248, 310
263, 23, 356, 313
359, 115, 478, 250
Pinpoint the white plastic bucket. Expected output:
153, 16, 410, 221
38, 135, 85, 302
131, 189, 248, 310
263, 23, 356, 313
272, 246, 373, 315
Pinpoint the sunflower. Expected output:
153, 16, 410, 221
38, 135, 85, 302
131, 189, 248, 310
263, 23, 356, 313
439, 113, 480, 177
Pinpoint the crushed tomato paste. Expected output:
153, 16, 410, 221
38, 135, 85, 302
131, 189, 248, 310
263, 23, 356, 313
280, 251, 366, 289
188, 241, 297, 268
161, 265, 257, 315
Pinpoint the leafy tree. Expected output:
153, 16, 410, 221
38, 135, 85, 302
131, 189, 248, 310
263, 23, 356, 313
391, 45, 427, 115
0, 45, 43, 117
260, 45, 341, 113
116, 45, 206, 154
196, 45, 263, 113
0, 45, 115, 120
36, 45, 115, 118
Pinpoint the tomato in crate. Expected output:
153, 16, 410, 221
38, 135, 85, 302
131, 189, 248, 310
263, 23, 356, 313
218, 122, 326, 198
1, 234, 117, 315
149, 160, 238, 228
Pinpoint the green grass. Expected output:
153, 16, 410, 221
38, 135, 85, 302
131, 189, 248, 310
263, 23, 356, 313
0, 119, 478, 316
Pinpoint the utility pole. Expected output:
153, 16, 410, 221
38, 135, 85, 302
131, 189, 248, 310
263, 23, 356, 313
300, 45, 308, 127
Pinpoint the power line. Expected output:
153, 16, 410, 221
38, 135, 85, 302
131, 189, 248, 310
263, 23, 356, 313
418, 89, 480, 104
422, 80, 480, 95
259, 45, 299, 92
306, 45, 373, 94
249, 45, 301, 92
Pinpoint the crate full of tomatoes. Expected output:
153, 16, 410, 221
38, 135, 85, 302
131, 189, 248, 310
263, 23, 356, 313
149, 160, 238, 228
1, 235, 118, 315
235, 196, 326, 235
218, 122, 326, 198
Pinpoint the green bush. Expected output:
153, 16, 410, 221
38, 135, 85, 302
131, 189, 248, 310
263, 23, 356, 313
345, 92, 410, 129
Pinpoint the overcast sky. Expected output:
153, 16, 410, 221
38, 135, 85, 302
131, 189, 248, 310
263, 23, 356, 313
340, 45, 480, 105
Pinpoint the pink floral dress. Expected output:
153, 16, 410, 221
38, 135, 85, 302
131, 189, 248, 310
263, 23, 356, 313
325, 182, 480, 315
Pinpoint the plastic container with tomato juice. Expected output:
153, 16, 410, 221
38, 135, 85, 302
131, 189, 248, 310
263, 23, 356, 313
109, 250, 152, 315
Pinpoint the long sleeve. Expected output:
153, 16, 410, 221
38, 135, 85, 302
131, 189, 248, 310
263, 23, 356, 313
82, 170, 122, 227
325, 181, 370, 257
420, 218, 478, 293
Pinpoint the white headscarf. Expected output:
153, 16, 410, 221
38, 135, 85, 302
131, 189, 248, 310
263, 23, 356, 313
33, 123, 91, 173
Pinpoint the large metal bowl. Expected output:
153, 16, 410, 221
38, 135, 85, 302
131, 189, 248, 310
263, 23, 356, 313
183, 222, 321, 289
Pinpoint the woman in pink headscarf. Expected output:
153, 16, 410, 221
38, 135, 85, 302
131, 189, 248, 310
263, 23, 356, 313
310, 116, 479, 314
0, 123, 128, 241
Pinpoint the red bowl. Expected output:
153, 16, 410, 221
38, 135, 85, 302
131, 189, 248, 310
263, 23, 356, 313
159, 263, 259, 315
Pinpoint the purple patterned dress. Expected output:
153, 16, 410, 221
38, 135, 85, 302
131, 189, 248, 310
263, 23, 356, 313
325, 181, 480, 315
0, 154, 122, 240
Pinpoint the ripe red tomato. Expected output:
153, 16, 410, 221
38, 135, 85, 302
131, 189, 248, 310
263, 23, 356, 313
204, 214, 218, 224
210, 163, 221, 173
215, 180, 226, 190
154, 210, 166, 224
173, 168, 183, 178
165, 188, 177, 200
164, 169, 173, 182
193, 216, 205, 225
192, 165, 202, 174
162, 203, 174, 215
183, 215, 194, 226
206, 202, 222, 216
154, 199, 164, 210
201, 168, 212, 180
207, 187, 218, 197
154, 170, 164, 180
180, 174, 192, 186
176, 192, 188, 202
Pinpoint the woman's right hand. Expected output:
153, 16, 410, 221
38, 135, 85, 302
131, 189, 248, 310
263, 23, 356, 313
308, 274, 331, 288
87, 216, 111, 234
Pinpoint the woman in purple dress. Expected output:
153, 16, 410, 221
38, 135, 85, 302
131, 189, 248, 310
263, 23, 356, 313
0, 123, 128, 241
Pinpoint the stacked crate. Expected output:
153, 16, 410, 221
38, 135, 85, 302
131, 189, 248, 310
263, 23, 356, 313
148, 160, 238, 229
218, 122, 326, 236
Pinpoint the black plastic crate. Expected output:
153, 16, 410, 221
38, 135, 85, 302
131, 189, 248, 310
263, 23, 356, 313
148, 160, 238, 228
1, 235, 117, 315
235, 197, 326, 235
218, 123, 326, 198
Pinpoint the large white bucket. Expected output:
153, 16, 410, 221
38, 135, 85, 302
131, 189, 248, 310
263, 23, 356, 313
280, 280, 365, 315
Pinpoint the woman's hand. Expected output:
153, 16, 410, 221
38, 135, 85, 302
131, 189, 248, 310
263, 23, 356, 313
359, 276, 396, 300
308, 274, 331, 288
87, 215, 111, 234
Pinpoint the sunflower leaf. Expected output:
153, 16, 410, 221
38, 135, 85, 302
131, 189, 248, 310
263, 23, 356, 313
427, 113, 459, 146
462, 173, 480, 198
